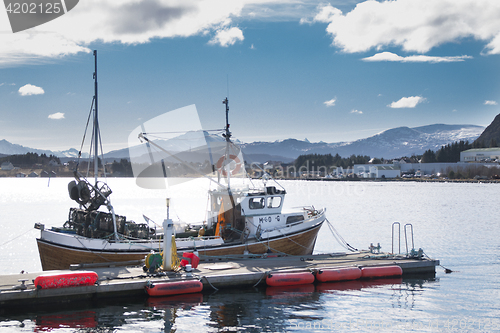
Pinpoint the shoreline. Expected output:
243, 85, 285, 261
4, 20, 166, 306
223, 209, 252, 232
1, 172, 499, 184
306, 177, 500, 184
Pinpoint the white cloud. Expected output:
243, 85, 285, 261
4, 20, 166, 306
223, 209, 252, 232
484, 100, 498, 105
0, 0, 255, 66
324, 98, 336, 107
209, 27, 244, 47
313, 1, 500, 55
350, 109, 363, 114
362, 52, 472, 63
48, 112, 65, 119
312, 4, 342, 24
18, 84, 44, 96
389, 96, 426, 108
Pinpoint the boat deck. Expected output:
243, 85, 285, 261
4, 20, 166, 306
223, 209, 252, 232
0, 251, 439, 310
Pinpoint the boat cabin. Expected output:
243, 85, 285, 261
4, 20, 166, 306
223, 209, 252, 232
207, 186, 288, 242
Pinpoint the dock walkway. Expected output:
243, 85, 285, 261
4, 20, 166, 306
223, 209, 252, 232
0, 251, 439, 309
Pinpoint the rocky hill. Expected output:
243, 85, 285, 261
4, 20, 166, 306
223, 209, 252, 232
474, 113, 500, 147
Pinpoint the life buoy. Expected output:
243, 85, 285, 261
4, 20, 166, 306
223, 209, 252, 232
216, 154, 242, 176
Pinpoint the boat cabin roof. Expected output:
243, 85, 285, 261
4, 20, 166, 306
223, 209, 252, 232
210, 186, 286, 216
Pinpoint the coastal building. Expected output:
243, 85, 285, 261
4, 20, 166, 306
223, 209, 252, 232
369, 165, 401, 178
1, 162, 14, 171
460, 148, 500, 162
354, 160, 500, 178
48, 159, 60, 167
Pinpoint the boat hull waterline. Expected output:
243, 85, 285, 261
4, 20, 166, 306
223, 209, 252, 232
37, 214, 325, 271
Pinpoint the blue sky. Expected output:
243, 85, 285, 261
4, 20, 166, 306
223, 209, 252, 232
1, 0, 500, 153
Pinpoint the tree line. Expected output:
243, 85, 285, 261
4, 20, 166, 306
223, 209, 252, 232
0, 152, 61, 167
294, 138, 497, 168
421, 139, 497, 163
294, 153, 370, 169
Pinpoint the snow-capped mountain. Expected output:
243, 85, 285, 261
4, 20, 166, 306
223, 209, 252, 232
241, 124, 484, 162
331, 124, 485, 159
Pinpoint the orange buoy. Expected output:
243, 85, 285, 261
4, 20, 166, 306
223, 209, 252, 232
315, 267, 362, 282
360, 265, 403, 279
146, 280, 203, 297
266, 272, 315, 287
34, 271, 98, 290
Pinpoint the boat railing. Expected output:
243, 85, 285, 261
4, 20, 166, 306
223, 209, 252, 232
107, 234, 223, 243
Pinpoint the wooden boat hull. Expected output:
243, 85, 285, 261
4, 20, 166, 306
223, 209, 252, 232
36, 219, 324, 271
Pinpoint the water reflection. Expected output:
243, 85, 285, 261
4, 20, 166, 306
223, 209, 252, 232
146, 293, 204, 332
0, 277, 437, 332
34, 311, 97, 331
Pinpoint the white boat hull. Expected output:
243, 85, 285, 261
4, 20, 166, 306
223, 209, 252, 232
36, 210, 326, 270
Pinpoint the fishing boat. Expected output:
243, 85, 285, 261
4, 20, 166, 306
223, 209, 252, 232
35, 51, 326, 271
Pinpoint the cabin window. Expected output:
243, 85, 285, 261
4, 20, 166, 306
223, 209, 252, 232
267, 196, 282, 208
286, 215, 304, 224
249, 197, 265, 209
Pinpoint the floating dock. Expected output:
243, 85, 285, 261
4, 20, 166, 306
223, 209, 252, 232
0, 251, 439, 310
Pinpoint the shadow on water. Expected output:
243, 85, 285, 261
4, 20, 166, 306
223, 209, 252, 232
0, 275, 438, 332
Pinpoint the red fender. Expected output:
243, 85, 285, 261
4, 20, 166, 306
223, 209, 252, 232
266, 272, 315, 287
361, 265, 403, 279
146, 280, 203, 297
315, 267, 362, 282
34, 271, 98, 289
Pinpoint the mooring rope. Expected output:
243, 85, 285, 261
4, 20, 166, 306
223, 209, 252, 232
0, 227, 35, 248
325, 218, 358, 252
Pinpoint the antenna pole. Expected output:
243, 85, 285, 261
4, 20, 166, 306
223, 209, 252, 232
222, 97, 231, 188
93, 50, 99, 186
223, 97, 230, 142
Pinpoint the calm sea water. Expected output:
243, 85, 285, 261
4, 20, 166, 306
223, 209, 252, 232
0, 178, 499, 332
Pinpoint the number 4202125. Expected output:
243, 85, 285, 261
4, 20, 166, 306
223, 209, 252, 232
6, 2, 63, 14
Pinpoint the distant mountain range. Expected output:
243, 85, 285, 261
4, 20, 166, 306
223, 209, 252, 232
0, 124, 485, 163
0, 139, 84, 159
241, 124, 484, 162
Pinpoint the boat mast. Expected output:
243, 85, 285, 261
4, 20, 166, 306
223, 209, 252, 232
93, 50, 99, 186
93, 50, 119, 241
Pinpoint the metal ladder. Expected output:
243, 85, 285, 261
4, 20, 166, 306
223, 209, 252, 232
392, 222, 415, 255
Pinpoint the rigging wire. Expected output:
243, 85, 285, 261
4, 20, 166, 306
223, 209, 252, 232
98, 127, 107, 183
76, 96, 95, 168
86, 129, 94, 179
142, 128, 224, 137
